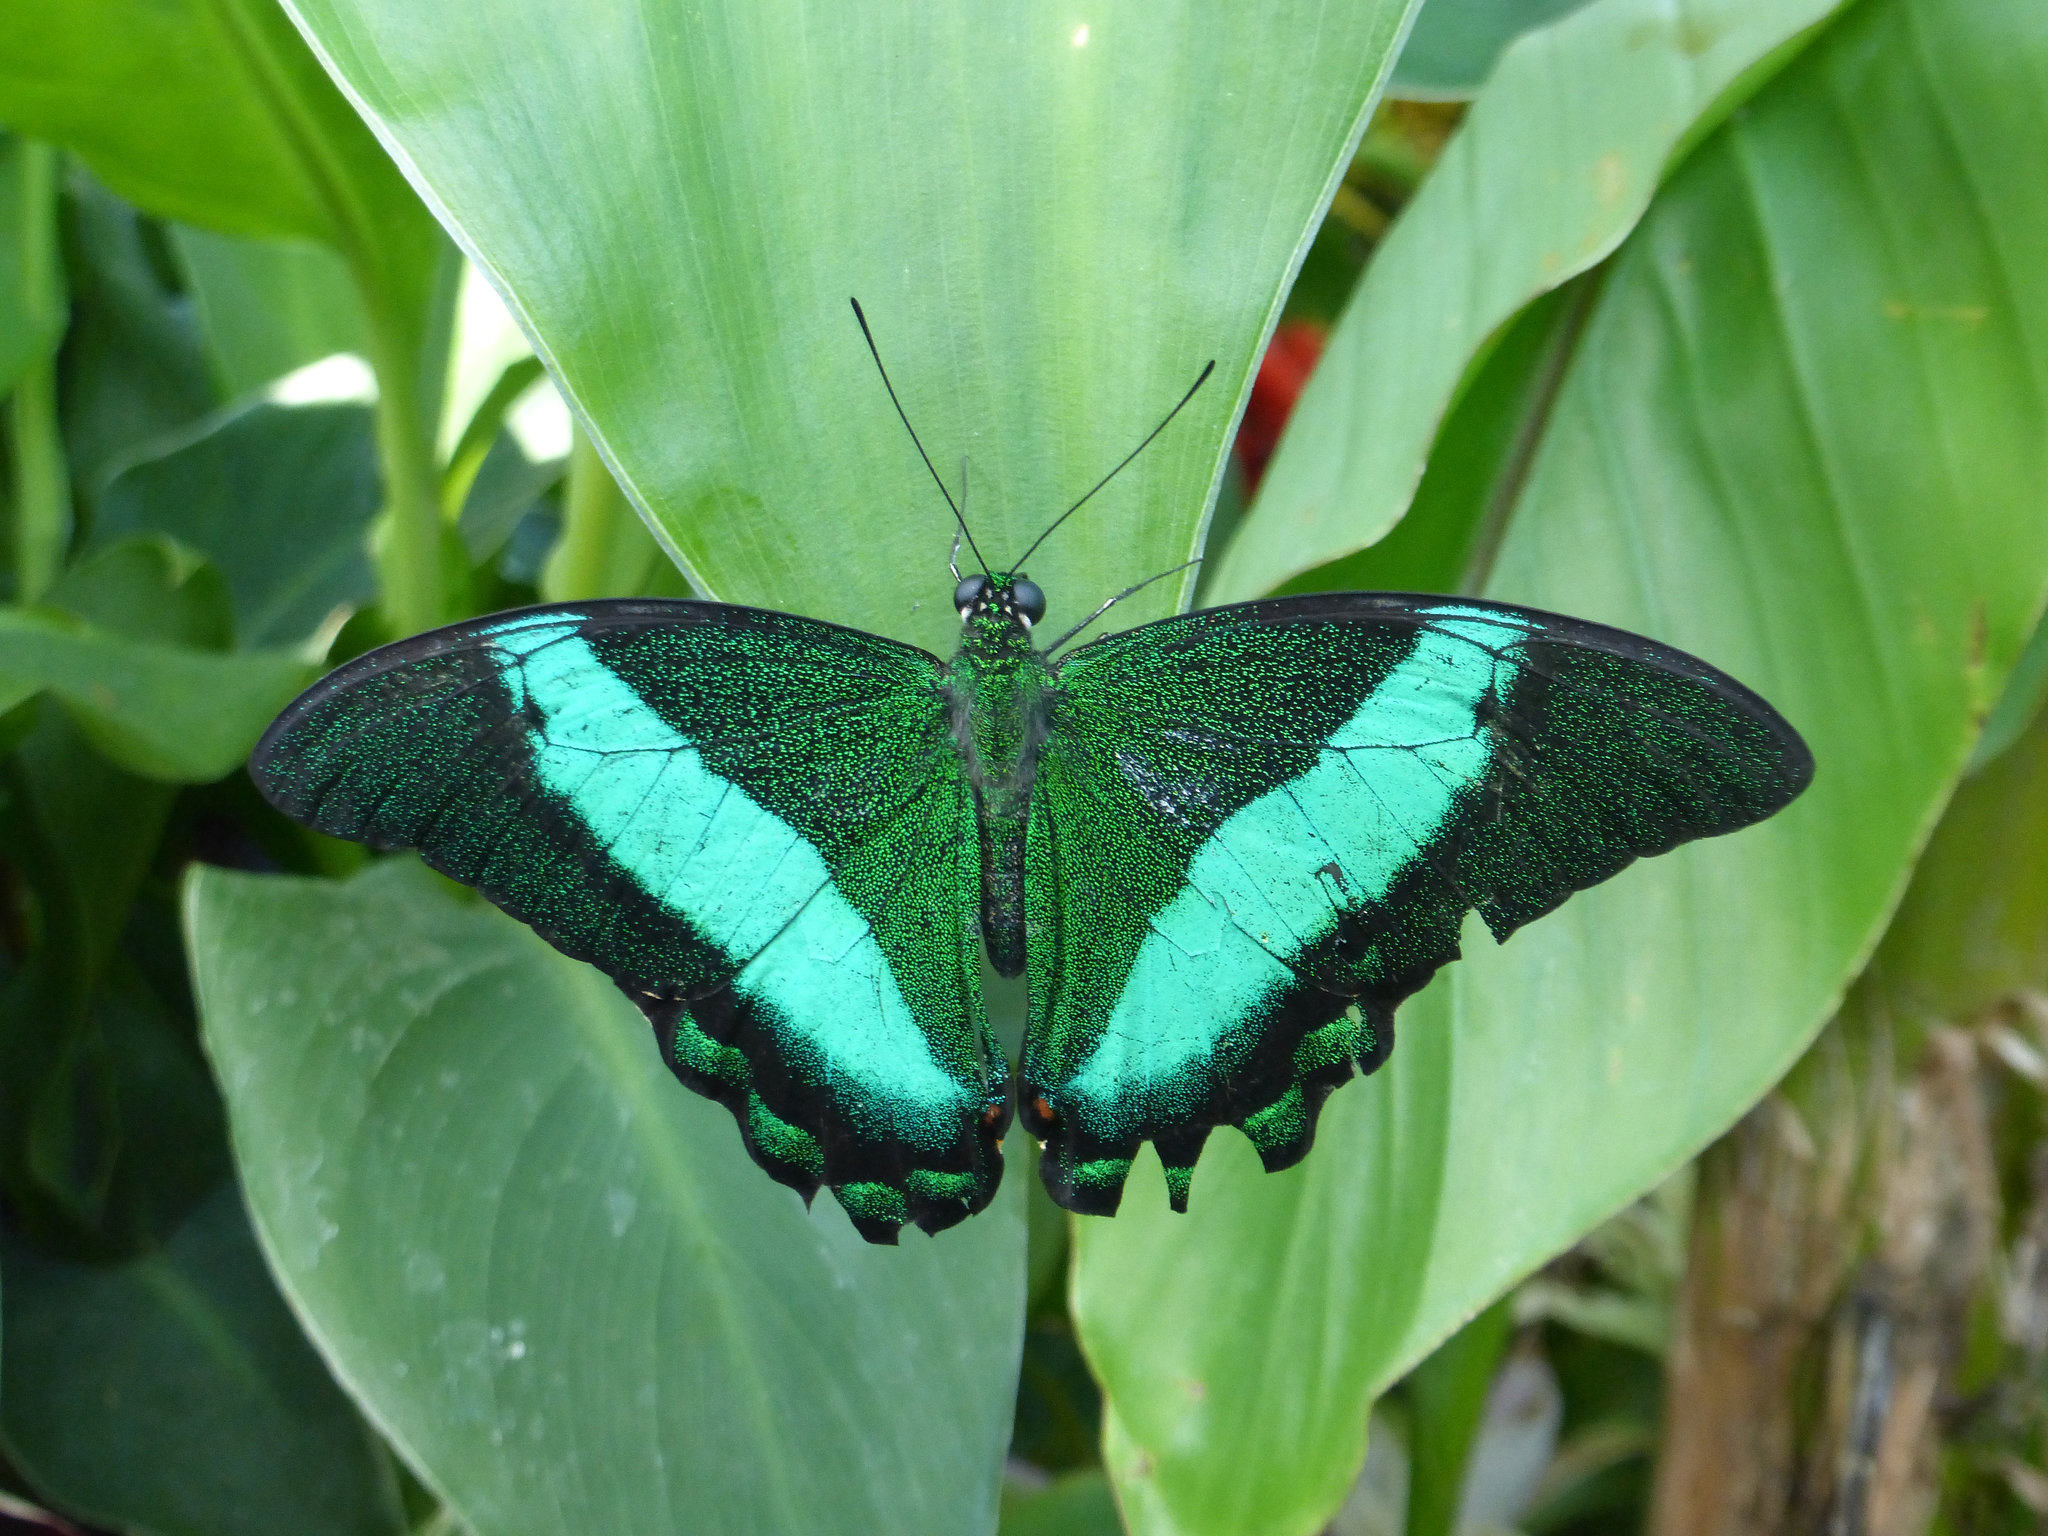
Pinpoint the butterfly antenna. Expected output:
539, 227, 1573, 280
1012, 359, 1216, 571
850, 297, 990, 575
1046, 557, 1202, 655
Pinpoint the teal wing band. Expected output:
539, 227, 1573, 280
251, 601, 1008, 1242
1023, 593, 1811, 1216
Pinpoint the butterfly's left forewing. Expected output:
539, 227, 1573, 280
1023, 594, 1811, 1215
252, 601, 1005, 1241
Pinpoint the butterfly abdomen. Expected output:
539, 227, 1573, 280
948, 607, 1051, 976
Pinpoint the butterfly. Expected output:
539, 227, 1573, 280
249, 307, 1812, 1244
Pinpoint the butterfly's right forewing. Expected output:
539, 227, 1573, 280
252, 601, 1005, 1242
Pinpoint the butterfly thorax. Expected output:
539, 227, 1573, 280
947, 577, 1050, 977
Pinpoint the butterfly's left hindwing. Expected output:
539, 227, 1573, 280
251, 601, 1006, 1241
1022, 594, 1811, 1215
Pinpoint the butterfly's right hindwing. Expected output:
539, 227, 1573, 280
252, 601, 1005, 1242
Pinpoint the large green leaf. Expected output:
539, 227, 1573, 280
1209, 0, 1853, 604
0, 1182, 406, 1536
278, 0, 1419, 651
1074, 1, 2048, 1532
0, 607, 310, 782
56, 174, 220, 500
97, 401, 381, 648
171, 227, 370, 399
187, 859, 1027, 1535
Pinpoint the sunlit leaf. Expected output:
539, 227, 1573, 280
1076, 1, 2048, 1531
1210, 0, 1853, 603
279, 0, 1422, 651
0, 0, 422, 255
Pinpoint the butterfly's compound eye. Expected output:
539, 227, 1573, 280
955, 575, 989, 615
1012, 578, 1047, 626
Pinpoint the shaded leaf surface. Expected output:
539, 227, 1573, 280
0, 707, 184, 1238
1075, 1, 2048, 1532
1280, 275, 1601, 599
1873, 703, 2048, 1023
45, 537, 234, 650
457, 434, 563, 567
187, 859, 1027, 1536
1391, 0, 1596, 99
171, 227, 370, 399
56, 174, 218, 498
0, 1182, 406, 1536
999, 1471, 1123, 1536
97, 401, 381, 647
2, 0, 447, 635
0, 607, 310, 782
0, 538, 300, 800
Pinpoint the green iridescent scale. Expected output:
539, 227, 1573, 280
252, 587, 1810, 1242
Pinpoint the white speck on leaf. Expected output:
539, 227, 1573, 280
605, 1187, 638, 1237
405, 1251, 447, 1293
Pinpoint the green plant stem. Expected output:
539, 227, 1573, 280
442, 355, 546, 521
203, 0, 454, 636
11, 360, 70, 605
365, 312, 447, 636
11, 139, 68, 603
543, 428, 639, 603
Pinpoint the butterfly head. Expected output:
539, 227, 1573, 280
954, 571, 1047, 630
